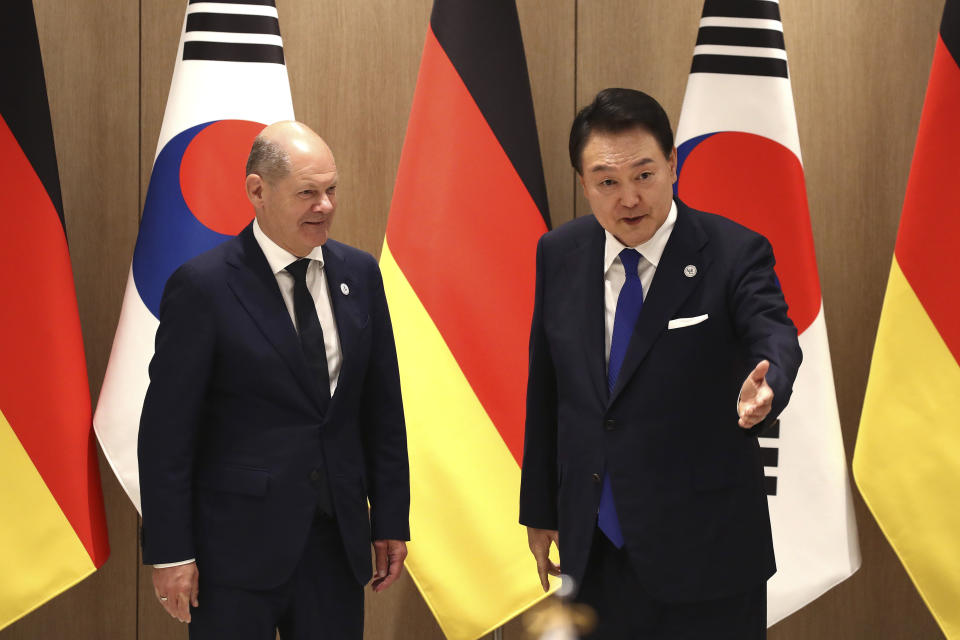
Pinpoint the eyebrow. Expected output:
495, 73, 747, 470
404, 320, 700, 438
589, 158, 655, 172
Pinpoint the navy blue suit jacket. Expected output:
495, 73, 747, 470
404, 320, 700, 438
519, 201, 801, 603
139, 224, 409, 590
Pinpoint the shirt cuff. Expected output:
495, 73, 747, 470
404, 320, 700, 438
153, 559, 196, 568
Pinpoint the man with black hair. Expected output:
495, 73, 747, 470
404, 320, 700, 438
520, 88, 801, 638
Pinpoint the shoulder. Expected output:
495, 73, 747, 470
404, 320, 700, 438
678, 201, 772, 257
167, 234, 243, 291
539, 214, 602, 253
324, 238, 379, 272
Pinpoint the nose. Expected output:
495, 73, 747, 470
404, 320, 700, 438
314, 192, 334, 213
619, 185, 640, 208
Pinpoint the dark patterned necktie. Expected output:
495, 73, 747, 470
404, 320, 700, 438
285, 258, 331, 412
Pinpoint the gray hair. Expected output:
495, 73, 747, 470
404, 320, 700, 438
245, 134, 290, 183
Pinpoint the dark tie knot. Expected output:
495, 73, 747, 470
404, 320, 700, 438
619, 248, 642, 279
285, 258, 310, 283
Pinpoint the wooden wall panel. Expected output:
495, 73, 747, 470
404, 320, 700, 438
0, 0, 141, 639
517, 0, 578, 228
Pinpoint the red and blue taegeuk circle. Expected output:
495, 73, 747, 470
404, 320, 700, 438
133, 119, 264, 317
676, 131, 821, 333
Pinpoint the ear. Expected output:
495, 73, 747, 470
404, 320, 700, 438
577, 171, 587, 195
245, 174, 264, 207
668, 147, 678, 184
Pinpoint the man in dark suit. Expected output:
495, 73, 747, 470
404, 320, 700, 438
520, 89, 802, 638
139, 121, 409, 639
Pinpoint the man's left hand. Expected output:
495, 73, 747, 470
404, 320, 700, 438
738, 360, 774, 429
371, 539, 407, 592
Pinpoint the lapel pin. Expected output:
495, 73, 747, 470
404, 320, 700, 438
340, 283, 350, 295
684, 265, 697, 278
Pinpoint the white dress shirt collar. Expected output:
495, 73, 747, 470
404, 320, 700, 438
252, 218, 325, 274
603, 199, 677, 274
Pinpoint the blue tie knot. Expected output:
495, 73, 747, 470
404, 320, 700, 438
619, 248, 641, 280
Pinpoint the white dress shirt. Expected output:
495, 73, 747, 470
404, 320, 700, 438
252, 218, 342, 395
603, 200, 677, 364
153, 221, 343, 569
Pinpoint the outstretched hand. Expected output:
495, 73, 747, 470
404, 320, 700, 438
738, 360, 774, 429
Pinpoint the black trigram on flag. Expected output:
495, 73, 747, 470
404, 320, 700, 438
691, 0, 788, 78
183, 0, 284, 64
760, 419, 780, 496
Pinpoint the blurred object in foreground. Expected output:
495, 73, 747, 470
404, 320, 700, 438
522, 576, 595, 640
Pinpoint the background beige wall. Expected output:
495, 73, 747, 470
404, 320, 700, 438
3, 0, 947, 638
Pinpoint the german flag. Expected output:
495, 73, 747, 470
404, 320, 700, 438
0, 0, 110, 630
380, 1, 551, 637
854, 1, 960, 637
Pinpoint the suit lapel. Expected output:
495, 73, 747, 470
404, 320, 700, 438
567, 219, 608, 406
225, 225, 324, 411
609, 204, 712, 405
321, 241, 366, 409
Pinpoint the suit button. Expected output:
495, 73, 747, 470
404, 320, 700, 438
309, 469, 321, 482
604, 419, 616, 431
592, 473, 601, 483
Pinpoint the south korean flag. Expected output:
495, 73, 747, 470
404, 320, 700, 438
95, 0, 295, 512
674, 0, 861, 626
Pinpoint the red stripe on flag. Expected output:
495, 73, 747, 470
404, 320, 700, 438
386, 27, 547, 464
678, 131, 821, 333
895, 37, 960, 365
0, 115, 109, 565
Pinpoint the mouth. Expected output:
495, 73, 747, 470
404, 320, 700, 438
621, 214, 647, 225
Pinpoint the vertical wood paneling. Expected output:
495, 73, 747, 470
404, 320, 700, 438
0, 0, 141, 638
517, 0, 578, 228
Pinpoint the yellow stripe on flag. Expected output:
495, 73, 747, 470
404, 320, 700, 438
854, 259, 960, 638
381, 243, 556, 640
0, 409, 96, 630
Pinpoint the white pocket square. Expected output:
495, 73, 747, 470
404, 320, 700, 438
667, 314, 709, 330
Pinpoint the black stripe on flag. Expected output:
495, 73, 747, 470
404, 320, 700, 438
430, 0, 550, 228
760, 446, 779, 468
691, 54, 788, 78
696, 26, 785, 49
702, 0, 781, 21
183, 41, 284, 64
2, 0, 64, 226
765, 475, 778, 496
942, 0, 960, 65
186, 13, 280, 35
188, 0, 276, 5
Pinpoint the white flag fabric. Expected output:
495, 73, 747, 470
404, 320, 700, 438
674, 0, 860, 625
94, 0, 294, 511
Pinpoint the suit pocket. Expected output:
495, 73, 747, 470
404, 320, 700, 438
196, 464, 270, 497
667, 314, 709, 330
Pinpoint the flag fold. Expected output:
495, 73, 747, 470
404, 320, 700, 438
854, 1, 960, 637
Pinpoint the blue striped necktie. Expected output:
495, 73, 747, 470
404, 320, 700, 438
598, 248, 643, 548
